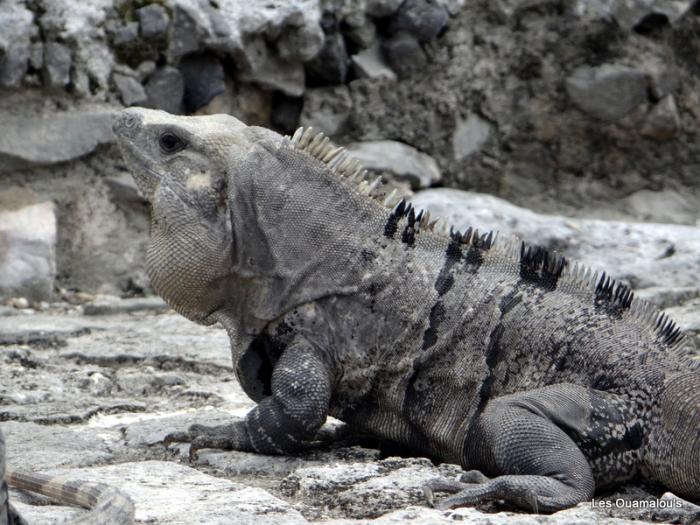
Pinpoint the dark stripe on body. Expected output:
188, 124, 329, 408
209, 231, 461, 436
434, 240, 462, 296
422, 302, 445, 350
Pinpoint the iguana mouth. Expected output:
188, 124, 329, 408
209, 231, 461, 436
117, 140, 163, 201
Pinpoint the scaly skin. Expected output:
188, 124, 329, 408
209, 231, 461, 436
1, 428, 134, 524
114, 107, 700, 513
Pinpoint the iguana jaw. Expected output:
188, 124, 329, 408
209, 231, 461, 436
113, 109, 161, 200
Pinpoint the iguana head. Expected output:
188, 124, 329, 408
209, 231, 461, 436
113, 108, 390, 336
113, 108, 278, 325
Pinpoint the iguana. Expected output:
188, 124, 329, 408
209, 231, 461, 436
113, 107, 700, 513
0, 428, 134, 524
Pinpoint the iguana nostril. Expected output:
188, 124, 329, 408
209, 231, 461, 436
113, 110, 142, 136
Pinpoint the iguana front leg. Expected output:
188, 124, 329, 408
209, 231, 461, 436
165, 340, 332, 458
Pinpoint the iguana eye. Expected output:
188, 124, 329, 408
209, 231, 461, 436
159, 132, 186, 154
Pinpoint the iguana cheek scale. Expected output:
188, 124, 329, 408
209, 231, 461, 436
113, 107, 700, 513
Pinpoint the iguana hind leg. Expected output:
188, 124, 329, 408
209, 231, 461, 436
165, 340, 332, 459
426, 384, 623, 512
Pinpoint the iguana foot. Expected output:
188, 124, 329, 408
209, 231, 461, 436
423, 477, 473, 507
426, 475, 540, 512
164, 423, 248, 461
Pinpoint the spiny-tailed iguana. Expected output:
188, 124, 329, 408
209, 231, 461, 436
0, 428, 134, 524
113, 107, 700, 513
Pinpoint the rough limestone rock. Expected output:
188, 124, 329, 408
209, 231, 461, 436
452, 113, 493, 160
565, 64, 648, 121
180, 53, 226, 113
387, 0, 449, 43
167, 0, 323, 94
136, 3, 170, 40
0, 0, 36, 87
38, 0, 115, 95
300, 85, 353, 136
351, 43, 397, 81
639, 94, 680, 141
0, 190, 57, 302
113, 73, 148, 107
366, 0, 403, 17
236, 36, 307, 96
0, 111, 115, 168
305, 31, 349, 86
382, 32, 428, 79
573, 0, 697, 30
144, 66, 185, 114
42, 41, 72, 88
347, 140, 442, 188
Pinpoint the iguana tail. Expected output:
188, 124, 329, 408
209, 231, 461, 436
5, 468, 134, 525
645, 370, 700, 502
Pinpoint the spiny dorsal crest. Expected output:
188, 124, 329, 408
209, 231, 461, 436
288, 127, 458, 238
286, 128, 686, 351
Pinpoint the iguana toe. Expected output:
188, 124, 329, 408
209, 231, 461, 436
162, 430, 192, 449
423, 477, 473, 508
164, 422, 249, 461
458, 470, 491, 484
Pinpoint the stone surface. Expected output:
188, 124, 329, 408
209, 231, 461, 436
276, 18, 325, 63
342, 10, 377, 50
270, 92, 303, 133
573, 0, 697, 31
0, 111, 115, 168
36, 0, 115, 95
144, 66, 185, 114
300, 85, 353, 136
180, 53, 226, 113
565, 64, 648, 121
452, 113, 493, 160
167, 4, 207, 60
382, 32, 427, 79
237, 35, 306, 96
105, 173, 147, 202
82, 295, 169, 316
0, 0, 36, 87
0, 192, 56, 302
366, 0, 404, 17
306, 31, 348, 86
347, 140, 442, 188
136, 3, 170, 40
113, 73, 148, 106
42, 42, 72, 89
351, 43, 397, 81
620, 188, 697, 225
112, 21, 140, 48
388, 0, 449, 42
639, 95, 680, 141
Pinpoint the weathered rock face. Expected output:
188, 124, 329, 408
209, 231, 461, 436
0, 189, 57, 302
346, 140, 442, 189
0, 111, 116, 169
